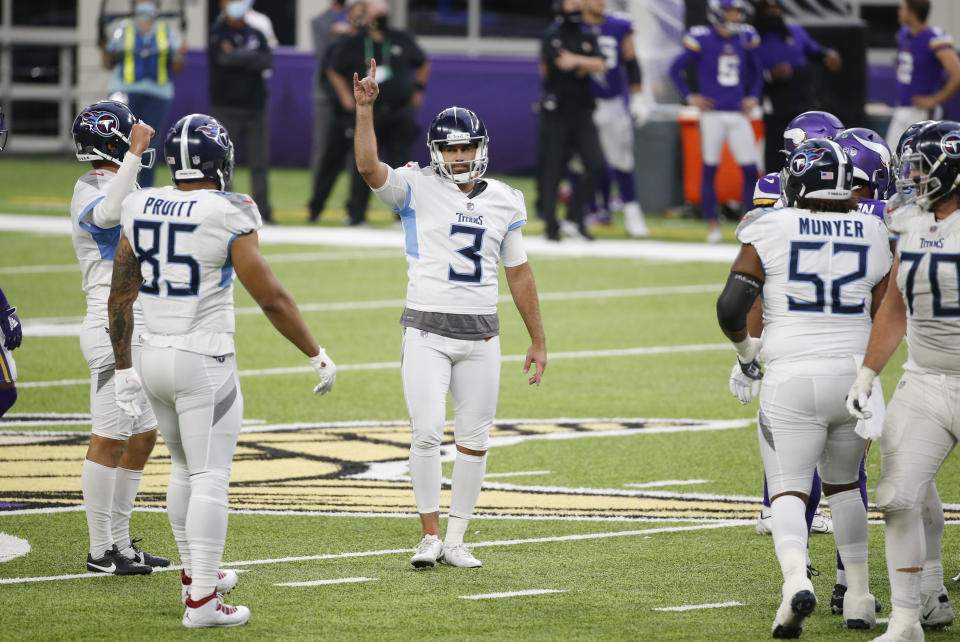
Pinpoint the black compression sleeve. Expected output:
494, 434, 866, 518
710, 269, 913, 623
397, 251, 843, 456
716, 271, 763, 334
625, 58, 642, 85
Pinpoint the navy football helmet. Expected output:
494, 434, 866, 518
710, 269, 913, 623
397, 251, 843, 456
427, 106, 489, 184
707, 0, 747, 31
782, 138, 853, 207
782, 111, 845, 154
0, 105, 7, 152
164, 114, 234, 190
896, 120, 960, 210
836, 127, 892, 199
72, 100, 153, 168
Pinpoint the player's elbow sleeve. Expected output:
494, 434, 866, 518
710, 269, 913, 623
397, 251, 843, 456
717, 271, 762, 334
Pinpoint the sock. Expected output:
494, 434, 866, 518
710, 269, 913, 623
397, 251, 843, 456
0, 387, 16, 417
837, 565, 847, 586
167, 462, 192, 575
112, 467, 144, 558
701, 165, 718, 221
771, 495, 808, 582
921, 482, 945, 595
186, 469, 230, 600
829, 489, 869, 595
449, 451, 486, 521
858, 455, 869, 507
805, 469, 822, 535
762, 473, 770, 508
445, 515, 469, 547
613, 169, 636, 204
740, 164, 758, 211
886, 507, 924, 610
409, 449, 442, 514
82, 459, 117, 558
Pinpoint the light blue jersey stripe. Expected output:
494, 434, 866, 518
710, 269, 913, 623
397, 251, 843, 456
395, 186, 419, 259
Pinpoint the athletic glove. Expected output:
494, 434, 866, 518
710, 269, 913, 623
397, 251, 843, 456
114, 367, 143, 419
729, 360, 762, 405
629, 93, 649, 128
845, 366, 876, 420
310, 348, 337, 395
0, 306, 21, 351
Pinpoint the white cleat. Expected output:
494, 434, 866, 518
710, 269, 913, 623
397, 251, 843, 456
920, 588, 954, 628
623, 202, 650, 238
772, 575, 817, 638
844, 592, 878, 630
871, 618, 925, 641
810, 511, 833, 534
756, 506, 772, 535
181, 569, 240, 604
182, 590, 250, 628
706, 227, 723, 244
410, 534, 443, 568
441, 543, 482, 568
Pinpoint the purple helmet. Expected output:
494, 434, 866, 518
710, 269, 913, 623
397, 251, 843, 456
782, 111, 845, 154
836, 127, 892, 199
707, 0, 747, 31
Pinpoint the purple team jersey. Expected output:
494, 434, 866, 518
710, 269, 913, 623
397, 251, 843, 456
669, 24, 762, 111
895, 25, 954, 106
584, 13, 634, 100
754, 23, 822, 71
857, 198, 886, 222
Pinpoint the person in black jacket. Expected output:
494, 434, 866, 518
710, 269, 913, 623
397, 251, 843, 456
208, 0, 274, 221
536, 0, 606, 241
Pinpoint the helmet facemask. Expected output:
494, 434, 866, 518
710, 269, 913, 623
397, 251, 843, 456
898, 150, 960, 210
75, 122, 155, 169
429, 135, 489, 184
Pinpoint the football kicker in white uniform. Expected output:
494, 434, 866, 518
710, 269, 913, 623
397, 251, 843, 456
108, 113, 336, 628
718, 139, 892, 638
354, 60, 547, 569
70, 100, 167, 576
848, 120, 960, 640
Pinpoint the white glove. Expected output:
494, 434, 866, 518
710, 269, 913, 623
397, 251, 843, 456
629, 93, 649, 127
846, 366, 877, 420
114, 367, 143, 419
729, 361, 761, 405
310, 348, 337, 395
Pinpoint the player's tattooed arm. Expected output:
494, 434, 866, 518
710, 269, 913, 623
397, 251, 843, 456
108, 236, 141, 370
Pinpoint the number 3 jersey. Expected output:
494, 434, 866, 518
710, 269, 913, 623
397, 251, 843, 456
736, 207, 892, 364
893, 210, 960, 374
373, 163, 527, 331
119, 187, 262, 356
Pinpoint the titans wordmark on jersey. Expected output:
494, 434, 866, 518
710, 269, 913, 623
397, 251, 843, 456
119, 187, 261, 357
895, 211, 960, 374
737, 207, 892, 364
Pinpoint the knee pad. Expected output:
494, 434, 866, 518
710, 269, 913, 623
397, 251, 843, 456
410, 423, 443, 456
0, 387, 17, 417
189, 470, 231, 508
875, 476, 916, 512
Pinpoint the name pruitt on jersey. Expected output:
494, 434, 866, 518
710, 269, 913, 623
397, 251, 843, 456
798, 217, 865, 238
142, 196, 199, 218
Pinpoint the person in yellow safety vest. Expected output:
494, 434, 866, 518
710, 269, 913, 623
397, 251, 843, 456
102, 0, 186, 187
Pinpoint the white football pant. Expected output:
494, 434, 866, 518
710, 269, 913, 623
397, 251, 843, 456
593, 97, 635, 173
699, 110, 757, 166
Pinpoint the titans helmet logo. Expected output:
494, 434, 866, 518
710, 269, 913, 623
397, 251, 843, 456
79, 111, 120, 138
197, 123, 230, 150
940, 131, 960, 158
790, 147, 825, 176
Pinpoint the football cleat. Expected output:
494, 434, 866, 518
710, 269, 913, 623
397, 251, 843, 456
410, 534, 444, 568
559, 219, 594, 241
623, 202, 650, 238
441, 544, 482, 568
843, 591, 878, 629
772, 576, 817, 639
756, 506, 772, 535
181, 569, 240, 604
831, 583, 882, 615
126, 538, 170, 567
706, 227, 724, 244
920, 589, 954, 628
872, 618, 925, 641
810, 511, 833, 534
86, 545, 152, 575
182, 589, 250, 628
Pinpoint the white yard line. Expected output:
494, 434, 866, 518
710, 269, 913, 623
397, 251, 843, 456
0, 522, 741, 584
653, 602, 743, 612
484, 470, 553, 479
460, 589, 565, 600
625, 480, 710, 488
275, 577, 378, 587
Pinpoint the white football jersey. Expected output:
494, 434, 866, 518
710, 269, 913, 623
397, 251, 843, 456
119, 187, 262, 356
737, 207, 892, 364
373, 163, 527, 315
70, 168, 144, 325
894, 209, 960, 374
